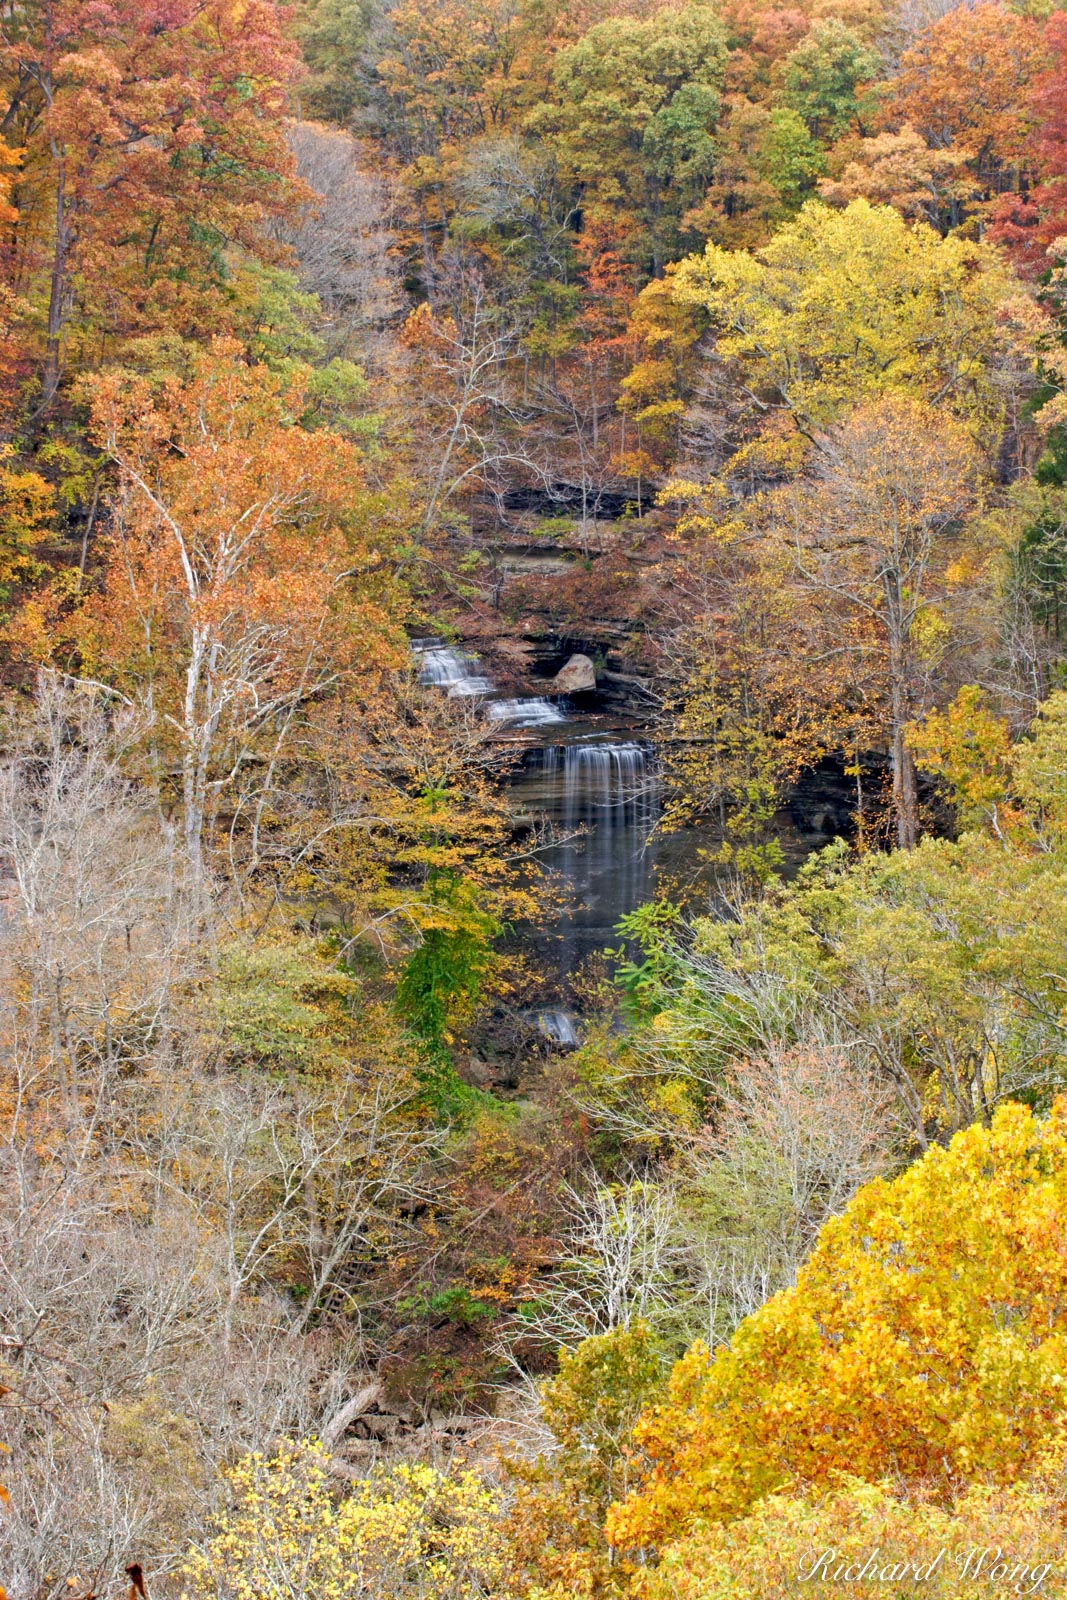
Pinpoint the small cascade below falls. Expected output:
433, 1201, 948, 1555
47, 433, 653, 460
487, 698, 567, 728
515, 739, 660, 969
412, 639, 494, 699
536, 1009, 579, 1048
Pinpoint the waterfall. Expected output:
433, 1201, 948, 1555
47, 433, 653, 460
519, 739, 659, 969
412, 638, 569, 725
411, 637, 666, 972
537, 1009, 579, 1047
487, 697, 567, 727
412, 639, 494, 698
559, 742, 652, 831
561, 742, 656, 935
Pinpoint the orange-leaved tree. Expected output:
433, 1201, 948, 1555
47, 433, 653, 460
77, 340, 406, 901
608, 1098, 1067, 1552
885, 2, 1046, 217
992, 11, 1067, 268
0, 0, 304, 402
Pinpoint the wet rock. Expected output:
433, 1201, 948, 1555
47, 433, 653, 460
551, 652, 596, 693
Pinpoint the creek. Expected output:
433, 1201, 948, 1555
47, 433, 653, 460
410, 638, 859, 1034
413, 640, 726, 990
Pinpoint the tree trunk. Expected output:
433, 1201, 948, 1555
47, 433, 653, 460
892, 720, 919, 849
43, 146, 70, 407
884, 565, 919, 849
888, 630, 918, 849
182, 631, 208, 910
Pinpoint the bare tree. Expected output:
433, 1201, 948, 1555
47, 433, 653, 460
139, 1072, 442, 1347
403, 273, 535, 534
0, 674, 188, 1126
0, 680, 445, 1600
278, 122, 402, 363
509, 1178, 684, 1353
678, 1040, 895, 1342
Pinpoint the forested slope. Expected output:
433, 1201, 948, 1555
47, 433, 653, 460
3, 1, 1067, 1596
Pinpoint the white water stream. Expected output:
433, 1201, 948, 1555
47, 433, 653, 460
414, 638, 663, 970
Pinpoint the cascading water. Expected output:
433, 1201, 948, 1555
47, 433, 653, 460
516, 738, 660, 969
412, 641, 495, 698
537, 1008, 579, 1047
413, 635, 666, 973
412, 637, 813, 992
487, 698, 567, 727
412, 638, 569, 726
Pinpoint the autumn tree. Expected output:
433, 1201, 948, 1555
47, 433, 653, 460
277, 121, 401, 365
397, 280, 537, 534
0, 446, 54, 616
532, 3, 729, 276
997, 408, 1067, 707
186, 1447, 514, 1600
993, 11, 1067, 267
817, 124, 973, 229
650, 467, 875, 876
660, 202, 1011, 848
681, 96, 825, 249
0, 127, 27, 396
885, 1, 1045, 222
75, 340, 407, 903
368, 0, 561, 290
506, 1323, 666, 1600
609, 1098, 1067, 1551
718, 0, 809, 96
672, 198, 1013, 440
772, 395, 983, 846
645, 1483, 1067, 1600
690, 690, 1067, 1138
0, 682, 449, 1594
292, 0, 374, 124
0, 0, 303, 401
777, 17, 881, 144
454, 134, 582, 397
906, 682, 1014, 829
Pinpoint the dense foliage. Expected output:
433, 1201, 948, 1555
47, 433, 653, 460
5, 0, 1067, 1595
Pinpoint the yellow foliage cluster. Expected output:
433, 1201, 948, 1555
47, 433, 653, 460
184, 1444, 512, 1600
672, 198, 1011, 435
641, 1481, 1067, 1600
609, 1100, 1067, 1550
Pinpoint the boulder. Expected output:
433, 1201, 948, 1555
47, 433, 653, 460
551, 652, 596, 693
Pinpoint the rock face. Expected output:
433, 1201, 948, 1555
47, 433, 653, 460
551, 652, 596, 693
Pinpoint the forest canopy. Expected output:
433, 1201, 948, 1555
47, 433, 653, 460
4, 0, 1067, 1597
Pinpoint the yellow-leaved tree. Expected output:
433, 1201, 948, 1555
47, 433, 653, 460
671, 197, 1012, 438
184, 1445, 513, 1600
608, 1099, 1067, 1553
661, 200, 1014, 850
642, 1483, 1067, 1600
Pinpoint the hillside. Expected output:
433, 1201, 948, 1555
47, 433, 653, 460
3, 2, 1067, 1596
